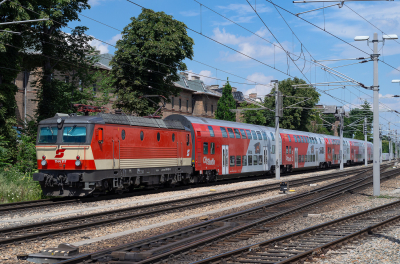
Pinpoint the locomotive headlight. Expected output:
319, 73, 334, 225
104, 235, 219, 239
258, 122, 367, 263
41, 159, 47, 166
57, 118, 62, 124
75, 159, 81, 166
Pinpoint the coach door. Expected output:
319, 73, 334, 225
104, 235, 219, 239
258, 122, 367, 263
222, 145, 229, 175
263, 146, 268, 171
294, 148, 298, 168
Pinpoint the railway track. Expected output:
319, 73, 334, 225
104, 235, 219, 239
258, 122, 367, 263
0, 164, 367, 215
192, 198, 400, 264
0, 165, 366, 248
51, 164, 397, 264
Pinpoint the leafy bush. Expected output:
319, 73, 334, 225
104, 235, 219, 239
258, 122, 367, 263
0, 167, 42, 203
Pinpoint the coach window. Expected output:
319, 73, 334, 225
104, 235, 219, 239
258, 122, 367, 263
253, 155, 258, 165
186, 134, 190, 146
234, 129, 241, 138
286, 146, 288, 154
208, 126, 215, 137
227, 128, 235, 138
171, 97, 174, 108
289, 146, 292, 154
270, 132, 275, 141
262, 132, 267, 141
230, 156, 235, 166
172, 133, 175, 142
140, 131, 144, 141
242, 155, 247, 166
246, 130, 252, 139
240, 129, 247, 139
220, 127, 228, 138
258, 155, 263, 164
236, 156, 241, 166
256, 131, 262, 140
272, 145, 275, 154
179, 99, 182, 110
248, 155, 252, 166
251, 130, 257, 140
203, 142, 208, 154
157, 132, 161, 142
210, 143, 215, 154
293, 136, 297, 143
288, 135, 291, 142
121, 130, 126, 140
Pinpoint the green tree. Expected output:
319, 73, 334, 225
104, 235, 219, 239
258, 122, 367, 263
110, 8, 194, 116
264, 78, 320, 131
306, 110, 330, 134
343, 100, 373, 141
215, 80, 237, 121
239, 102, 268, 125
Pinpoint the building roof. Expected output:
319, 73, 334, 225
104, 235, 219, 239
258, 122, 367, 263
174, 74, 221, 98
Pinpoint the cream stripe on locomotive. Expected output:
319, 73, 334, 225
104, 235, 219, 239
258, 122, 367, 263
36, 145, 94, 160
95, 158, 192, 170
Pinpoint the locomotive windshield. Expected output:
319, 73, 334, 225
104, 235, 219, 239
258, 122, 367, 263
38, 127, 58, 143
62, 126, 87, 143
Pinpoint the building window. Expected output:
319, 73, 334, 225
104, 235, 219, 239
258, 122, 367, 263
172, 97, 174, 108
205, 103, 208, 113
210, 143, 215, 154
93, 83, 97, 92
208, 126, 215, 137
236, 156, 241, 166
186, 100, 189, 112
203, 142, 208, 154
242, 155, 247, 166
211, 105, 214, 114
179, 98, 182, 110
65, 76, 69, 83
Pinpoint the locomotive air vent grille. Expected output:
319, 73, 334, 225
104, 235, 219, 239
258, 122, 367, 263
99, 113, 184, 130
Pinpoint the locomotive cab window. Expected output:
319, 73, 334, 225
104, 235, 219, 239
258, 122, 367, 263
208, 126, 215, 137
203, 142, 208, 154
62, 126, 86, 143
240, 129, 247, 139
39, 126, 58, 143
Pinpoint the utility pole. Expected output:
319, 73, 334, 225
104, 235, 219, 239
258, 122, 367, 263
372, 33, 380, 196
339, 108, 344, 170
379, 125, 383, 164
364, 117, 368, 166
272, 80, 282, 180
389, 122, 392, 162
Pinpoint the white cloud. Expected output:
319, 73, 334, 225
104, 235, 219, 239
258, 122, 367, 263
89, 33, 122, 54
88, 0, 106, 6
180, 10, 199, 17
390, 66, 400, 76
214, 3, 270, 25
243, 72, 274, 97
187, 70, 215, 86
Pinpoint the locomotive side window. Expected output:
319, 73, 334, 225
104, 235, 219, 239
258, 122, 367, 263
242, 155, 247, 166
227, 128, 234, 138
63, 126, 86, 143
140, 131, 144, 141
186, 134, 190, 146
220, 127, 228, 138
230, 156, 235, 166
203, 142, 208, 154
251, 130, 257, 140
256, 131, 262, 140
121, 130, 126, 140
234, 129, 241, 138
236, 156, 241, 166
210, 143, 215, 154
157, 132, 160, 142
240, 129, 247, 139
253, 155, 257, 165
39, 127, 58, 143
172, 133, 175, 142
246, 130, 252, 139
208, 126, 215, 137
248, 155, 252, 166
262, 132, 267, 140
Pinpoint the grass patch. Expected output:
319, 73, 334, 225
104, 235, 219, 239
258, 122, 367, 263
369, 195, 400, 199
0, 167, 42, 203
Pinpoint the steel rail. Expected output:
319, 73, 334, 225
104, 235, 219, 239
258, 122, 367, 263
0, 167, 365, 247
0, 163, 369, 214
55, 165, 395, 264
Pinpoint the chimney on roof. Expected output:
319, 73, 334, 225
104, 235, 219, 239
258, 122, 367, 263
191, 75, 200, 81
209, 85, 219, 90
231, 87, 237, 92
180, 72, 189, 79
249, 93, 257, 99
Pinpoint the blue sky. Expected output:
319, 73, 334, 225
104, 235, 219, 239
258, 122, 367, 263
68, 0, 400, 132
